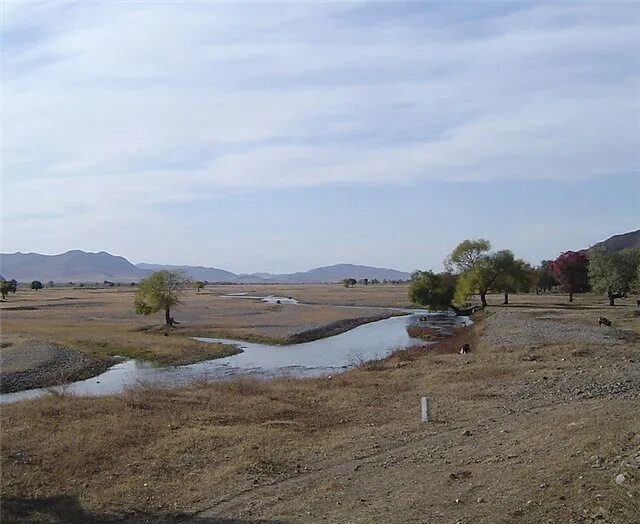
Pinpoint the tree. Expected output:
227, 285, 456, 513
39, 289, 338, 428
408, 271, 456, 310
342, 278, 357, 288
536, 260, 558, 293
0, 279, 17, 300
631, 259, 640, 294
31, 280, 44, 291
194, 281, 205, 292
551, 251, 588, 302
445, 239, 492, 273
453, 255, 502, 307
134, 270, 190, 325
491, 251, 533, 304
588, 249, 640, 305
447, 239, 496, 307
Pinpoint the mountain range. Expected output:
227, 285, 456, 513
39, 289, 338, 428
2, 229, 637, 283
0, 252, 411, 284
586, 229, 640, 253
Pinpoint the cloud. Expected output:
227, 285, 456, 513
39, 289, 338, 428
2, 1, 638, 259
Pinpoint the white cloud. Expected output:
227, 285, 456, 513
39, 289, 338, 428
2, 1, 638, 262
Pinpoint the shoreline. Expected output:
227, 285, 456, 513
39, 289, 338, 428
0, 342, 117, 394
0, 312, 405, 397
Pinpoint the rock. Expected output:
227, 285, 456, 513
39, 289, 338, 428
615, 473, 627, 484
462, 430, 472, 437
477, 497, 485, 503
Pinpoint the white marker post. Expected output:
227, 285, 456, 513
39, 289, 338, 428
421, 396, 431, 423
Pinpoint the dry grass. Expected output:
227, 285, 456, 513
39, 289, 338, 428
1, 291, 640, 523
0, 285, 402, 365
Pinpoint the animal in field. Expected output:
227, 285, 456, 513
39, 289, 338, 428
598, 316, 612, 327
460, 343, 470, 354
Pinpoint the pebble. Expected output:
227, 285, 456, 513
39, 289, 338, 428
615, 473, 627, 484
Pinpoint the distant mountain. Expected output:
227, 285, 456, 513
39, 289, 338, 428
136, 263, 240, 283
251, 264, 411, 283
587, 229, 640, 253
0, 250, 411, 284
0, 250, 147, 282
139, 263, 410, 283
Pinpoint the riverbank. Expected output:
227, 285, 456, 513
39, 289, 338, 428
188, 312, 402, 346
2, 293, 639, 522
0, 339, 115, 394
0, 286, 406, 393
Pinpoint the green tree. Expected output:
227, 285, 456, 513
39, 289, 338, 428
454, 255, 504, 308
588, 249, 640, 305
134, 270, 190, 325
536, 260, 558, 292
31, 280, 44, 291
0, 279, 17, 300
342, 278, 357, 288
445, 239, 492, 273
491, 251, 533, 304
194, 281, 205, 292
631, 259, 640, 294
447, 239, 497, 307
408, 271, 456, 310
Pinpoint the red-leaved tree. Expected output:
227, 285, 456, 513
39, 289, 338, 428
551, 251, 589, 302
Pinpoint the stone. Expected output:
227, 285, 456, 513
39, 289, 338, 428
615, 473, 627, 484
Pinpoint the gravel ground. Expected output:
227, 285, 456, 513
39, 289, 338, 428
481, 310, 620, 349
0, 340, 114, 393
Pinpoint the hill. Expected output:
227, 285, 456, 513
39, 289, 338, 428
588, 229, 640, 253
136, 263, 240, 283
0, 251, 410, 284
0, 251, 147, 282
252, 264, 411, 283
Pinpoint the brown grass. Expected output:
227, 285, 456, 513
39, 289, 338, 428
0, 285, 403, 365
2, 291, 640, 523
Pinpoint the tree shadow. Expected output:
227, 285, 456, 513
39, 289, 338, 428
1, 495, 287, 524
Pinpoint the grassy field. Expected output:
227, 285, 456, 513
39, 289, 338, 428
1, 290, 639, 523
0, 284, 402, 367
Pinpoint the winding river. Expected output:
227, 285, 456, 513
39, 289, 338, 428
0, 306, 467, 404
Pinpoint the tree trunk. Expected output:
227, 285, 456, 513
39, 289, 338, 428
480, 291, 488, 307
165, 307, 172, 325
503, 292, 509, 305
569, 291, 574, 302
608, 290, 615, 306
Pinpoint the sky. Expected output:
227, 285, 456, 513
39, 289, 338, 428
2, 1, 639, 273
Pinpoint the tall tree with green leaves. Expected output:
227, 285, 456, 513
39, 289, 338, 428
588, 249, 640, 305
0, 279, 17, 300
445, 239, 492, 273
446, 239, 495, 307
491, 251, 534, 304
31, 280, 44, 291
408, 271, 456, 311
134, 270, 190, 325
